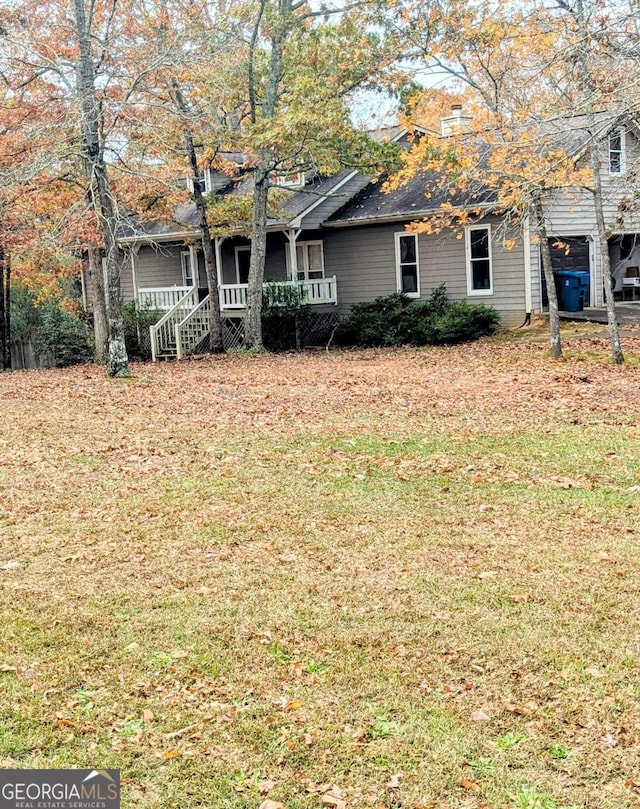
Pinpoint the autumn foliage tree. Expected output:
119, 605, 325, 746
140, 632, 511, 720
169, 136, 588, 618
1, 0, 180, 374
392, 0, 640, 363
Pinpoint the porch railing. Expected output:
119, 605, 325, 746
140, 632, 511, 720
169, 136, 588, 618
138, 286, 193, 311
175, 295, 212, 359
149, 287, 198, 361
220, 276, 338, 309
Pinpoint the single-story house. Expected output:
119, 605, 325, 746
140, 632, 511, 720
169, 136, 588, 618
83, 110, 640, 358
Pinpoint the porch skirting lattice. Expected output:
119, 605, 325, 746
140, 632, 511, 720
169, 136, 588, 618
193, 312, 341, 353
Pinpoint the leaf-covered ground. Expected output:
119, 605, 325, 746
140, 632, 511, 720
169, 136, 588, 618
1, 324, 640, 809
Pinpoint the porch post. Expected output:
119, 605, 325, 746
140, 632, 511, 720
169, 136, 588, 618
214, 237, 225, 286
189, 244, 199, 288
129, 244, 140, 303
214, 237, 225, 310
286, 228, 301, 281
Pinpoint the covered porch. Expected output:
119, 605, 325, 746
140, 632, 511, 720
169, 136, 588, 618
138, 276, 338, 361
136, 277, 338, 312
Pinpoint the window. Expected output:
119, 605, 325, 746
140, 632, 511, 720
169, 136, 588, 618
181, 251, 196, 287
289, 241, 325, 281
235, 246, 251, 284
271, 170, 305, 189
395, 233, 420, 297
465, 225, 493, 295
609, 129, 625, 175
186, 169, 211, 195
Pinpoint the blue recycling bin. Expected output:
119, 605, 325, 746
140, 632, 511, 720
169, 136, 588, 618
554, 270, 590, 312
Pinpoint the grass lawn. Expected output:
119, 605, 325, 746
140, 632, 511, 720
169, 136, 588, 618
1, 325, 639, 809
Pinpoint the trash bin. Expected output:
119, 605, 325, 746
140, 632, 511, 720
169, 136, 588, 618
554, 270, 590, 312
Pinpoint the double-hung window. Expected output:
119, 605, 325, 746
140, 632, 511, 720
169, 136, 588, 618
465, 225, 493, 295
395, 233, 420, 297
609, 129, 625, 175
186, 169, 211, 195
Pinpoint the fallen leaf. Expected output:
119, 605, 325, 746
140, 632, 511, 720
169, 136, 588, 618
594, 551, 616, 563
478, 570, 498, 580
321, 793, 346, 809
585, 666, 602, 678
511, 593, 532, 603
461, 778, 480, 791
0, 664, 18, 672
172, 649, 189, 659
163, 722, 200, 739
125, 642, 140, 651
259, 801, 285, 809
195, 586, 216, 596
504, 702, 530, 716
471, 709, 490, 721
601, 733, 618, 747
160, 750, 182, 760
143, 709, 155, 722
386, 774, 401, 788
258, 780, 276, 795
0, 560, 19, 570
284, 699, 304, 712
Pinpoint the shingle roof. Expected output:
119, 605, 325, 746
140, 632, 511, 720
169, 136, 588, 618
326, 170, 496, 225
327, 110, 635, 226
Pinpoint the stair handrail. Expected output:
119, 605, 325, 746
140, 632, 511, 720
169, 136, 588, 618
174, 294, 211, 359
150, 286, 197, 361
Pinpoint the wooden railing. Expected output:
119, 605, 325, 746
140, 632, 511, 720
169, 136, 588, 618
175, 295, 212, 359
138, 286, 193, 311
149, 287, 198, 361
220, 276, 338, 309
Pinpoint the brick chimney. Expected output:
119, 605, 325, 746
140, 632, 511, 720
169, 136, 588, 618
441, 104, 472, 136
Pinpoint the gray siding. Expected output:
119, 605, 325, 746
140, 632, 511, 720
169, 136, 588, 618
323, 217, 527, 328
133, 244, 184, 298
542, 128, 640, 305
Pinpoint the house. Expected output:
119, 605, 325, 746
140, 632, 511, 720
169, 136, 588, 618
94, 110, 640, 359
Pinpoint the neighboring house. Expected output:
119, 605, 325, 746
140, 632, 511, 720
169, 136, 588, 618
90, 110, 640, 359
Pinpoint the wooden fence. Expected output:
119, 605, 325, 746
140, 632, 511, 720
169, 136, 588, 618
9, 341, 55, 371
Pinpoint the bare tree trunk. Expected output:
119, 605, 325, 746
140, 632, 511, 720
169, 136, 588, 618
561, 0, 623, 364
245, 170, 269, 349
4, 250, 10, 370
73, 0, 130, 377
245, 1, 285, 350
0, 239, 7, 371
533, 196, 563, 358
184, 130, 224, 353
590, 156, 623, 363
88, 245, 108, 363
171, 79, 223, 353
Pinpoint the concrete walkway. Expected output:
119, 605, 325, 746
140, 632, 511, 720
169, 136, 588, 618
559, 303, 640, 325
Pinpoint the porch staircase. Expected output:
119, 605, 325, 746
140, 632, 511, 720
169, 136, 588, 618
149, 287, 200, 360
174, 295, 213, 358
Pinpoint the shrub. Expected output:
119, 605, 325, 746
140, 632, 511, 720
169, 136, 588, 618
334, 292, 411, 347
121, 300, 162, 360
35, 300, 92, 367
336, 285, 500, 347
261, 282, 311, 351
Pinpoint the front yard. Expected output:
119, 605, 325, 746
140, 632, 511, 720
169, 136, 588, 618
1, 328, 639, 809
